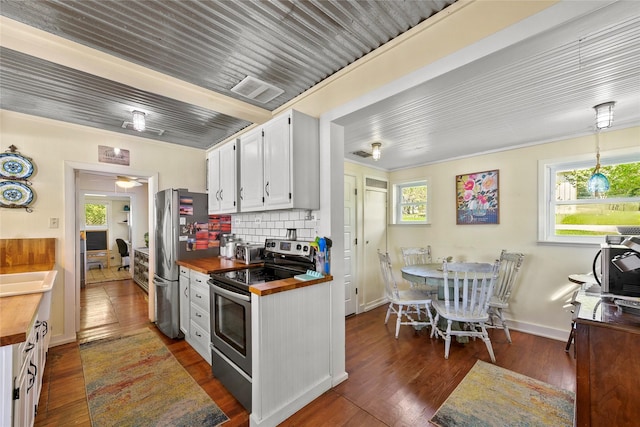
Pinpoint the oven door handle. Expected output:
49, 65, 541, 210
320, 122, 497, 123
212, 283, 251, 302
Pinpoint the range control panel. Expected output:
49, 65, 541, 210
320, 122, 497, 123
265, 239, 313, 258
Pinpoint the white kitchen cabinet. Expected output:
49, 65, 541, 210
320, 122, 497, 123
207, 141, 238, 214
239, 127, 264, 211
1, 313, 50, 427
185, 270, 211, 364
239, 109, 319, 212
178, 266, 190, 337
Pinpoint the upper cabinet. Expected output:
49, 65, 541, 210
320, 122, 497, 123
238, 128, 265, 212
239, 110, 319, 212
207, 141, 238, 214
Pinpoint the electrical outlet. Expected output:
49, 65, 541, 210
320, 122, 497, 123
49, 218, 59, 228
254, 217, 262, 225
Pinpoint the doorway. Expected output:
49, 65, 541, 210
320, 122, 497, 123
62, 162, 157, 343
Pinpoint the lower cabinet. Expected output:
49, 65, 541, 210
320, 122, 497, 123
183, 269, 212, 364
2, 317, 50, 427
178, 267, 190, 337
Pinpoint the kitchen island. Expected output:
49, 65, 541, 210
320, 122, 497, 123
176, 256, 333, 427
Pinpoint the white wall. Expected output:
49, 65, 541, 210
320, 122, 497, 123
0, 111, 207, 345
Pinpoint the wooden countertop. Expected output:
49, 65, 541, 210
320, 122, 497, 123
250, 275, 333, 296
0, 262, 53, 347
176, 257, 333, 296
177, 257, 249, 274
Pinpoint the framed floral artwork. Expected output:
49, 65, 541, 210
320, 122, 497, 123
456, 169, 499, 225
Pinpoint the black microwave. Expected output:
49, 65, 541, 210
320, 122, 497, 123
600, 244, 640, 297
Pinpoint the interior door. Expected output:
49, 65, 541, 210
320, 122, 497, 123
363, 187, 387, 311
344, 174, 357, 316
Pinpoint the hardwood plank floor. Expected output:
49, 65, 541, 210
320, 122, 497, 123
35, 280, 576, 426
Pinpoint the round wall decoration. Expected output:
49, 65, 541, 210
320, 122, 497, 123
0, 152, 35, 180
0, 180, 35, 210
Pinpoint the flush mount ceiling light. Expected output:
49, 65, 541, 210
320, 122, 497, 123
371, 142, 382, 161
594, 101, 615, 129
115, 176, 142, 189
587, 102, 615, 196
132, 110, 146, 132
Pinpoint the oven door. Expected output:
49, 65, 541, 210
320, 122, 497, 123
210, 280, 252, 376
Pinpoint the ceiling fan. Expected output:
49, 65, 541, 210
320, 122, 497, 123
115, 176, 143, 189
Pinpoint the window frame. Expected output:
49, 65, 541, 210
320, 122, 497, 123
84, 201, 110, 230
392, 179, 430, 225
538, 147, 640, 245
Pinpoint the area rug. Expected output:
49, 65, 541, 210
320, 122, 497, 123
80, 329, 229, 426
430, 360, 574, 427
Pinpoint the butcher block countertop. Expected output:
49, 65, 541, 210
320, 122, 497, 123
0, 262, 53, 347
176, 257, 332, 296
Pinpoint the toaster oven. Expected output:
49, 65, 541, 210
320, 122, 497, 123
235, 243, 264, 264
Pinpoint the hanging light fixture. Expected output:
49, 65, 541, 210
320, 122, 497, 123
371, 142, 382, 161
587, 102, 614, 197
132, 110, 146, 132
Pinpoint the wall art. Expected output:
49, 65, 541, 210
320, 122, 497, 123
456, 169, 499, 225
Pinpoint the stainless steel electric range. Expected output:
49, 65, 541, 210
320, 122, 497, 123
208, 238, 316, 411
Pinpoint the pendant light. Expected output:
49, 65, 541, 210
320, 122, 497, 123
587, 102, 614, 197
371, 142, 382, 161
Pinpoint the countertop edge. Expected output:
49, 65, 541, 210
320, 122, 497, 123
250, 275, 333, 296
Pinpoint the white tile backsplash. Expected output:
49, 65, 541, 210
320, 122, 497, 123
231, 209, 319, 244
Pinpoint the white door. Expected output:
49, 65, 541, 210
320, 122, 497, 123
344, 174, 357, 316
219, 142, 237, 212
263, 114, 291, 209
207, 149, 220, 213
239, 128, 264, 211
363, 188, 387, 311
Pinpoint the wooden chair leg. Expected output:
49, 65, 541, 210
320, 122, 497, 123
565, 321, 576, 353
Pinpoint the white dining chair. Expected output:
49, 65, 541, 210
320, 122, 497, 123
432, 260, 501, 363
486, 250, 525, 343
378, 250, 435, 338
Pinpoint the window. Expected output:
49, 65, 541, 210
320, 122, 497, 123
393, 180, 429, 224
539, 148, 640, 244
85, 203, 108, 228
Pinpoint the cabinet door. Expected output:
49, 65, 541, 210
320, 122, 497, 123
218, 142, 237, 212
239, 128, 264, 211
207, 150, 221, 213
264, 114, 292, 210
179, 271, 190, 336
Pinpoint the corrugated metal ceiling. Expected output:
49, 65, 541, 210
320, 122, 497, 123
0, 0, 456, 149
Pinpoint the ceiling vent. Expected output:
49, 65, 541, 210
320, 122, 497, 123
122, 121, 166, 136
231, 76, 284, 104
351, 150, 372, 158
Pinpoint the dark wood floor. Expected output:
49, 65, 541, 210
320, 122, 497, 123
35, 279, 576, 426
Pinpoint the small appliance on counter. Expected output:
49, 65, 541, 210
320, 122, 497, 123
594, 235, 640, 299
220, 233, 239, 259
235, 243, 264, 264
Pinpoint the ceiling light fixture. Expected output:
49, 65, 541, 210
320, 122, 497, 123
587, 102, 615, 196
115, 176, 142, 189
371, 142, 382, 161
594, 101, 615, 129
132, 110, 146, 132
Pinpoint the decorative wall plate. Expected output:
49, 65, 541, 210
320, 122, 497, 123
0, 152, 35, 179
0, 180, 35, 208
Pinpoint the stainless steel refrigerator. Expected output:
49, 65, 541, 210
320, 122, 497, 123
154, 188, 217, 338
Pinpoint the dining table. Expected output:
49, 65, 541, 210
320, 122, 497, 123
401, 263, 447, 299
